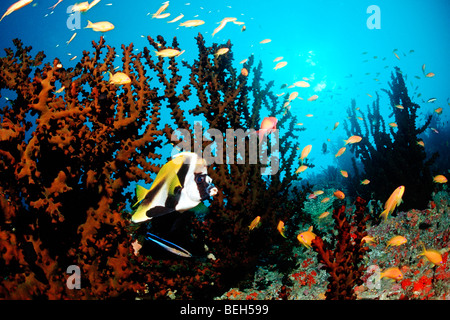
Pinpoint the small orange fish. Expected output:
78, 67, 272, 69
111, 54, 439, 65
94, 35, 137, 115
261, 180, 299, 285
155, 48, 182, 58
152, 1, 169, 18
1, 0, 32, 21
288, 91, 299, 101
257, 117, 278, 141
300, 145, 312, 162
277, 220, 287, 238
360, 179, 370, 185
108, 72, 131, 85
241, 68, 248, 77
386, 235, 407, 248
274, 61, 287, 70
295, 165, 308, 174
85, 20, 115, 32
395, 104, 404, 109
260, 39, 271, 44
333, 122, 339, 130
333, 190, 345, 199
214, 47, 229, 57
249, 216, 261, 230
380, 267, 403, 280
340, 170, 348, 178
433, 175, 447, 183
293, 80, 310, 88
418, 242, 443, 266
297, 226, 316, 248
361, 235, 376, 245
380, 186, 405, 221
416, 140, 425, 147
335, 147, 346, 158
318, 211, 330, 219
425, 72, 435, 78
307, 94, 318, 101
321, 197, 331, 203
179, 20, 205, 27
393, 52, 400, 60
344, 135, 362, 145
434, 107, 443, 114
388, 122, 398, 128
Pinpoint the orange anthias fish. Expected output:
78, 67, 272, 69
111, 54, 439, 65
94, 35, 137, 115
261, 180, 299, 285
179, 20, 205, 27
108, 72, 131, 85
300, 145, 312, 163
295, 165, 308, 174
361, 235, 376, 245
297, 226, 316, 248
418, 242, 443, 266
249, 216, 261, 231
155, 48, 182, 58
152, 1, 169, 18
340, 170, 348, 178
333, 190, 345, 199
433, 175, 447, 183
335, 147, 346, 158
380, 186, 405, 221
360, 179, 370, 185
386, 235, 407, 248
85, 20, 115, 32
277, 220, 287, 238
274, 61, 287, 70
380, 267, 403, 281
318, 211, 330, 219
344, 135, 362, 145
257, 117, 278, 141
1, 0, 33, 22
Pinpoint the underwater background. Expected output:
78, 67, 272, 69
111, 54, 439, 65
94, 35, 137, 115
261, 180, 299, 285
0, 0, 449, 300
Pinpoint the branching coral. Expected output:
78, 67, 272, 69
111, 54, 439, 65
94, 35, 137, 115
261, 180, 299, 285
0, 34, 305, 299
344, 67, 438, 212
311, 197, 370, 299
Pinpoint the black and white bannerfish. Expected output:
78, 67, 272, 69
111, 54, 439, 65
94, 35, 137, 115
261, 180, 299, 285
131, 152, 218, 223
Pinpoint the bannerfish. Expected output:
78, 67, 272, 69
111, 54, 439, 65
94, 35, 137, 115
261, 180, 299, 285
131, 152, 218, 223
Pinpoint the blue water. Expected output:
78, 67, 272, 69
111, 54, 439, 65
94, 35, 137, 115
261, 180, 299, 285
1, 0, 449, 173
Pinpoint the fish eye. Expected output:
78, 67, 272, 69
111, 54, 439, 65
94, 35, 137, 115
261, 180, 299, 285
195, 175, 205, 183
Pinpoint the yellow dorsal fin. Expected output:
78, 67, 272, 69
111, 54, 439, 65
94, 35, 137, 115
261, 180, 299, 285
133, 185, 149, 207
308, 226, 313, 232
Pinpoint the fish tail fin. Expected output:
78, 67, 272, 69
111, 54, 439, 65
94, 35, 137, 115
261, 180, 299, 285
85, 20, 93, 28
133, 184, 149, 207
379, 209, 389, 221
418, 241, 426, 255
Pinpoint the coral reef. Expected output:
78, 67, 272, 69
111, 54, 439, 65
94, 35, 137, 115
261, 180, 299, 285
217, 190, 450, 300
0, 34, 305, 299
310, 197, 370, 299
344, 67, 438, 212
